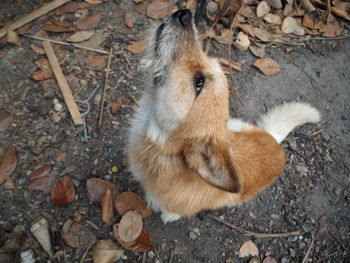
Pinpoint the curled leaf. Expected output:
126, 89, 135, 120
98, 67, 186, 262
111, 98, 123, 114
76, 14, 101, 30
257, 1, 270, 17
0, 146, 18, 185
114, 224, 152, 252
253, 57, 281, 76
92, 240, 123, 263
85, 55, 107, 69
102, 189, 114, 225
124, 10, 134, 28
86, 178, 119, 203
239, 240, 259, 258
51, 176, 75, 207
114, 192, 152, 218
118, 210, 142, 243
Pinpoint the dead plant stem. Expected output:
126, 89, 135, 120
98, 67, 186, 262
301, 233, 315, 263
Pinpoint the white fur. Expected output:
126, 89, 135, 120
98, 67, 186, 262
227, 118, 255, 132
258, 102, 321, 143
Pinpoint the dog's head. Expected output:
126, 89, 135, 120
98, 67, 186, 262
142, 10, 239, 193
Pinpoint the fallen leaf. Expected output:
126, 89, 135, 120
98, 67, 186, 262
253, 27, 272, 42
27, 171, 58, 192
60, 165, 77, 176
127, 41, 145, 54
281, 17, 305, 35
54, 2, 88, 15
84, 0, 104, 4
111, 98, 123, 114
303, 13, 316, 29
262, 256, 278, 263
0, 112, 14, 131
114, 192, 152, 218
118, 210, 142, 243
146, 1, 174, 19
61, 223, 96, 248
79, 30, 105, 49
43, 23, 76, 32
239, 240, 259, 258
86, 55, 107, 69
241, 6, 256, 18
0, 146, 18, 185
124, 10, 134, 28
205, 28, 232, 45
7, 30, 22, 46
30, 165, 52, 179
237, 24, 255, 37
133, 2, 149, 16
32, 70, 53, 81
257, 1, 270, 17
52, 20, 73, 28
51, 176, 75, 207
31, 44, 45, 55
76, 13, 101, 30
253, 57, 281, 75
235, 31, 250, 51
91, 240, 124, 263
86, 178, 119, 203
249, 45, 266, 57
283, 4, 294, 17
0, 50, 5, 58
319, 21, 343, 37
267, 0, 282, 9
66, 31, 95, 42
263, 13, 282, 24
102, 189, 114, 225
114, 224, 152, 252
16, 22, 33, 35
35, 58, 50, 70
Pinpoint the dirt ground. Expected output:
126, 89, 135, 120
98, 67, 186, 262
0, 0, 349, 262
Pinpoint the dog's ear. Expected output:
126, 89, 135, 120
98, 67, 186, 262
183, 140, 240, 193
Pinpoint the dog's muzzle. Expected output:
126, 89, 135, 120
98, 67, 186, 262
171, 9, 192, 27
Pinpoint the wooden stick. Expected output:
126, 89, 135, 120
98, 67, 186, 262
98, 48, 113, 128
43, 41, 83, 125
209, 214, 302, 238
22, 34, 109, 55
0, 0, 71, 39
301, 233, 315, 263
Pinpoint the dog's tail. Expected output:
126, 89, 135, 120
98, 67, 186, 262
258, 102, 321, 143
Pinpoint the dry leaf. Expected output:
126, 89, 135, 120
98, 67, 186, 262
263, 13, 282, 24
319, 21, 343, 37
86, 178, 119, 203
267, 0, 282, 9
237, 24, 255, 37
61, 223, 96, 248
282, 17, 305, 35
239, 240, 259, 258
76, 13, 101, 30
43, 23, 76, 32
0, 112, 14, 131
249, 45, 266, 58
79, 30, 105, 49
253, 57, 281, 75
127, 41, 145, 54
102, 189, 114, 225
27, 171, 58, 192
146, 1, 174, 20
54, 2, 88, 15
205, 28, 231, 45
92, 240, 124, 263
235, 32, 250, 51
303, 13, 316, 29
283, 4, 294, 17
7, 30, 22, 46
84, 0, 104, 4
114, 224, 152, 252
66, 31, 95, 42
133, 2, 150, 16
31, 44, 45, 55
32, 70, 53, 81
124, 10, 134, 28
111, 98, 123, 114
118, 210, 142, 243
253, 27, 272, 42
60, 165, 77, 176
0, 50, 5, 58
30, 165, 52, 179
241, 6, 256, 18
52, 176, 75, 207
35, 58, 50, 70
257, 1, 270, 17
86, 55, 107, 69
16, 23, 33, 35
0, 146, 18, 185
114, 192, 152, 218
3, 178, 16, 190
262, 256, 278, 263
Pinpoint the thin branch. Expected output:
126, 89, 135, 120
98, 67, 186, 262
80, 239, 96, 263
302, 233, 315, 263
98, 48, 113, 128
209, 214, 302, 238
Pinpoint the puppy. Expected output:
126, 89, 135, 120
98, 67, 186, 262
128, 9, 320, 223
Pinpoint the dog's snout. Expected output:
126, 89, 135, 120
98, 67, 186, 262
172, 9, 192, 27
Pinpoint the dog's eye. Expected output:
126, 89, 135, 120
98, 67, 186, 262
194, 72, 205, 96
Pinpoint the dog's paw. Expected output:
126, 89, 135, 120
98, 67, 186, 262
161, 212, 181, 223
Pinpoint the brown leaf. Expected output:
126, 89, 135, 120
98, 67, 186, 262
85, 55, 107, 69
303, 13, 316, 29
43, 23, 76, 32
0, 112, 14, 131
16, 22, 33, 35
263, 13, 282, 24
84, 0, 104, 4
253, 27, 272, 42
282, 17, 305, 35
86, 178, 119, 203
111, 98, 123, 114
66, 31, 95, 42
60, 165, 77, 176
27, 171, 58, 192
31, 44, 45, 55
52, 176, 75, 207
133, 2, 150, 16
102, 189, 114, 225
30, 165, 52, 179
257, 1, 270, 17
0, 50, 5, 58
52, 20, 73, 28
205, 28, 231, 45
146, 1, 174, 19
319, 21, 343, 37
61, 223, 96, 248
283, 4, 294, 17
118, 210, 142, 242
262, 256, 278, 263
35, 58, 50, 70
79, 30, 105, 49
54, 2, 88, 15
7, 30, 22, 46
32, 69, 53, 81
239, 240, 259, 258
127, 41, 145, 54
114, 224, 152, 252
0, 146, 18, 185
241, 6, 256, 18
91, 240, 124, 263
253, 58, 281, 76
114, 192, 152, 218
237, 24, 255, 37
124, 10, 134, 28
249, 45, 266, 58
76, 13, 101, 30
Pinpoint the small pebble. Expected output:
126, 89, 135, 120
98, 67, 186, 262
147, 251, 155, 258
20, 250, 35, 263
189, 231, 198, 240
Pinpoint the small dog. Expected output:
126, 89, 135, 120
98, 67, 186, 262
128, 9, 320, 223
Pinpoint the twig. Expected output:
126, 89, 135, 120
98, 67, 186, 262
22, 34, 109, 55
315, 250, 338, 263
129, 94, 139, 107
209, 214, 302, 238
0, 0, 70, 39
310, 35, 350, 41
141, 251, 147, 263
80, 239, 96, 263
98, 48, 113, 128
302, 233, 315, 263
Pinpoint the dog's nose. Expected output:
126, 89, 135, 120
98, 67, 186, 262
172, 9, 192, 26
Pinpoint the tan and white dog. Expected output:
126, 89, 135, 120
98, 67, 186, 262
128, 9, 320, 223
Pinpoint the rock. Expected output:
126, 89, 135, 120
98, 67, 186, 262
147, 251, 155, 258
296, 164, 308, 176
20, 250, 35, 263
288, 236, 298, 243
189, 231, 198, 240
